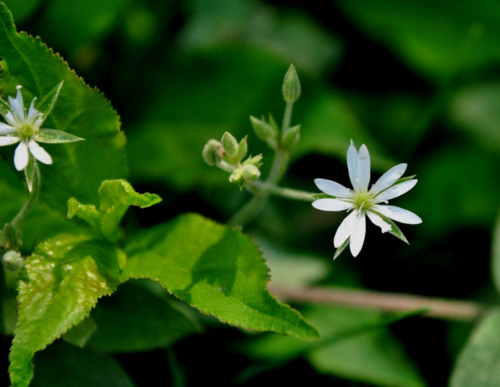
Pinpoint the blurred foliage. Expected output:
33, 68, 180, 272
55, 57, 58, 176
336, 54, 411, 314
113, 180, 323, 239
2, 0, 500, 386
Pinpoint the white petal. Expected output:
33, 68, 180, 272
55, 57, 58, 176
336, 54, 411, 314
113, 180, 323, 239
0, 122, 15, 135
0, 136, 21, 146
28, 140, 52, 165
350, 212, 366, 257
373, 205, 422, 225
314, 178, 354, 198
14, 141, 29, 170
312, 199, 354, 212
370, 164, 407, 195
334, 210, 358, 247
8, 86, 25, 120
356, 144, 371, 192
374, 180, 418, 203
5, 111, 17, 126
347, 141, 359, 190
26, 98, 40, 121
367, 211, 392, 233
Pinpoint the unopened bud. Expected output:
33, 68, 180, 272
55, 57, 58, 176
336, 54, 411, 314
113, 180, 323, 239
281, 124, 300, 150
242, 164, 260, 184
237, 136, 248, 161
221, 132, 238, 158
2, 250, 24, 271
282, 64, 301, 103
202, 140, 222, 166
250, 116, 277, 144
243, 154, 263, 168
229, 168, 244, 188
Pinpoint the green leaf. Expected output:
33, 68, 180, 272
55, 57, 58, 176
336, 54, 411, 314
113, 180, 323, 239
244, 305, 427, 387
334, 237, 350, 260
0, 4, 127, 214
87, 282, 197, 353
450, 311, 500, 387
492, 212, 500, 293
122, 213, 320, 340
98, 180, 162, 242
31, 341, 137, 387
63, 317, 97, 348
2, 0, 41, 23
371, 210, 410, 244
9, 234, 123, 387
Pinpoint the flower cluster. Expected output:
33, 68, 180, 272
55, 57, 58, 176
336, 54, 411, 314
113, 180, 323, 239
313, 141, 421, 258
0, 83, 83, 190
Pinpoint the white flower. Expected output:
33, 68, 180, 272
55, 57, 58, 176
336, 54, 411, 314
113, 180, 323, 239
0, 82, 83, 190
312, 141, 422, 258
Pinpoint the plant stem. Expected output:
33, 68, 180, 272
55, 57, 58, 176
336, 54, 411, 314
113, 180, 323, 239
251, 181, 315, 202
229, 103, 295, 227
269, 285, 485, 322
11, 163, 40, 228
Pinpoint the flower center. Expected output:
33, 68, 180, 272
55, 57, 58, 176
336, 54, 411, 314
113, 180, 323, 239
353, 191, 373, 210
18, 123, 38, 138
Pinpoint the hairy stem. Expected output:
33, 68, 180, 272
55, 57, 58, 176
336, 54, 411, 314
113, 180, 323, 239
251, 181, 315, 202
11, 163, 40, 228
270, 285, 486, 322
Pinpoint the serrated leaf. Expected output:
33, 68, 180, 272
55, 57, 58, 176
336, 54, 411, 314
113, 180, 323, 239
372, 210, 409, 244
122, 213, 320, 340
87, 282, 197, 353
0, 4, 126, 214
67, 198, 102, 231
8, 234, 123, 387
98, 180, 162, 242
450, 310, 500, 387
31, 341, 137, 387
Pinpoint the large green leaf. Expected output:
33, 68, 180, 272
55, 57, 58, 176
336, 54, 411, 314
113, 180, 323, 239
122, 213, 319, 340
450, 311, 500, 387
9, 234, 123, 387
0, 4, 126, 214
87, 282, 197, 353
337, 0, 500, 81
31, 341, 136, 387
244, 305, 427, 387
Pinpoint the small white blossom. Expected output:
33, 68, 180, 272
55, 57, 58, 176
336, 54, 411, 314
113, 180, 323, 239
0, 82, 83, 190
312, 141, 422, 258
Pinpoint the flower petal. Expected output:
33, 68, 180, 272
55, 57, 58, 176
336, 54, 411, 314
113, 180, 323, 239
356, 144, 370, 192
334, 210, 358, 247
0, 136, 21, 146
8, 86, 25, 120
312, 199, 354, 212
28, 140, 52, 165
367, 211, 392, 233
314, 178, 353, 198
347, 141, 359, 190
373, 180, 418, 203
14, 140, 29, 171
0, 122, 15, 135
35, 129, 84, 144
350, 212, 366, 257
373, 205, 422, 224
26, 98, 41, 122
370, 163, 407, 195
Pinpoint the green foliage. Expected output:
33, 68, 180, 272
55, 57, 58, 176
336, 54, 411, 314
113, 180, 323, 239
492, 211, 500, 294
86, 282, 197, 353
31, 342, 137, 387
450, 311, 500, 387
68, 179, 162, 242
244, 305, 427, 387
0, 3, 126, 214
122, 213, 320, 340
9, 234, 123, 387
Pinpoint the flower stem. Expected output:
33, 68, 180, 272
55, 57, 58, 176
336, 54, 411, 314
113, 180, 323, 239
270, 285, 485, 322
11, 163, 40, 229
251, 181, 315, 202
229, 103, 295, 227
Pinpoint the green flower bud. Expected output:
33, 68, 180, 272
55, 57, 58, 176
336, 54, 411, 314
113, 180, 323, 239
242, 164, 260, 184
202, 139, 222, 166
229, 168, 244, 188
282, 64, 301, 103
237, 136, 248, 161
2, 250, 24, 271
249, 116, 278, 144
243, 154, 263, 168
281, 124, 301, 150
0, 223, 22, 251
221, 132, 238, 158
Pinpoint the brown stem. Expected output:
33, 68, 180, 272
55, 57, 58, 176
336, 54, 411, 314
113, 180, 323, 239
269, 285, 487, 322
